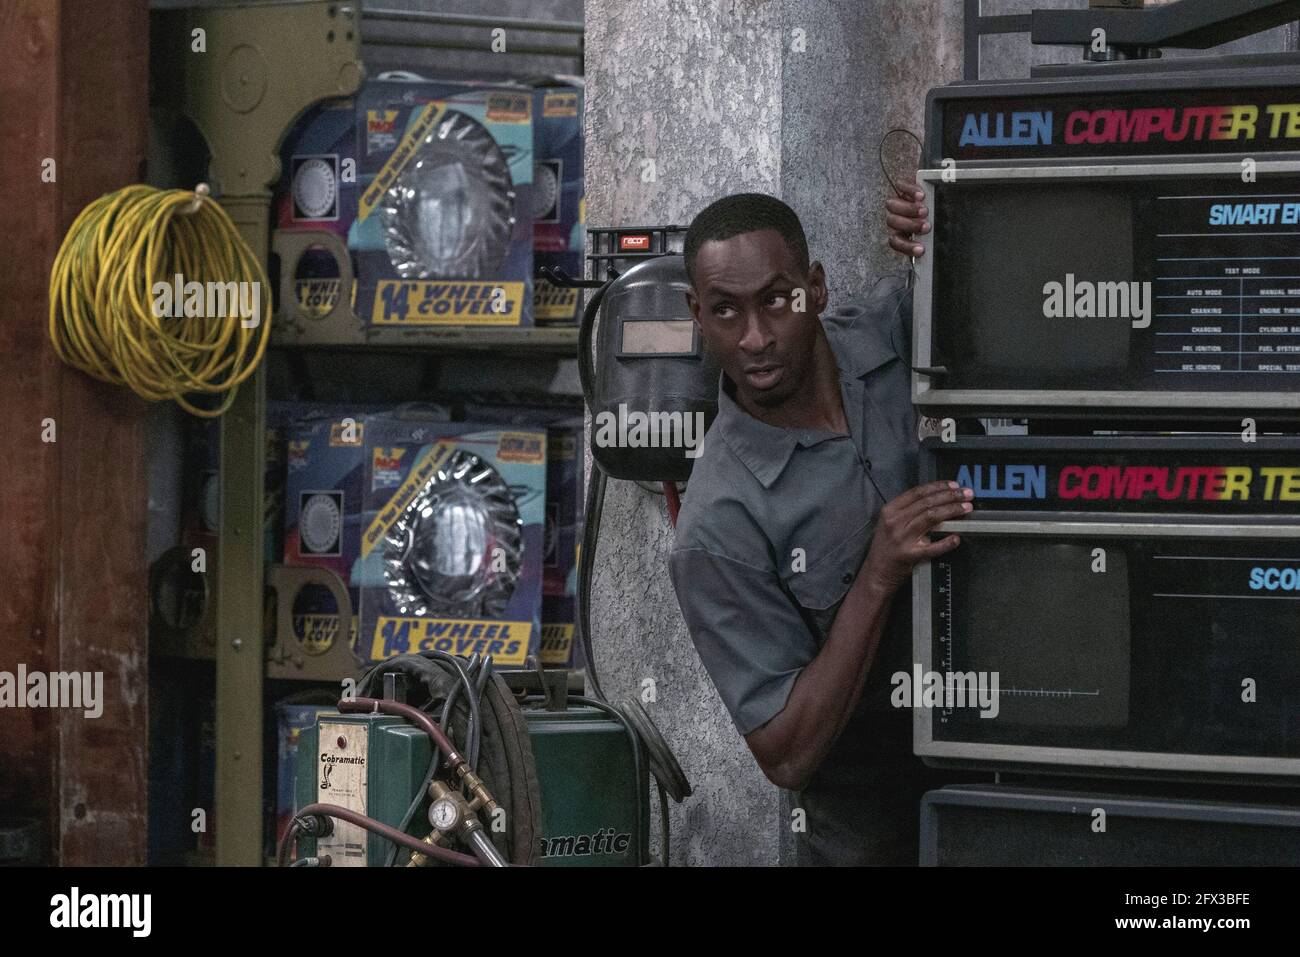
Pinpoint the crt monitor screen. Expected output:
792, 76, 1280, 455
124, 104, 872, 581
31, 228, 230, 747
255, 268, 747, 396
932, 183, 1135, 389
939, 539, 1131, 732
932, 536, 1300, 761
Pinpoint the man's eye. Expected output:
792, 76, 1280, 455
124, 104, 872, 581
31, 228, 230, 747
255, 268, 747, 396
714, 303, 737, 318
766, 293, 788, 309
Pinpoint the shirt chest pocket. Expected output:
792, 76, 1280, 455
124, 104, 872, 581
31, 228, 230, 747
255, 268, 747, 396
780, 520, 874, 641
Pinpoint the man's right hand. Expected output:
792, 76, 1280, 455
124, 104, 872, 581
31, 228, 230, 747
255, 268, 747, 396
861, 480, 972, 594
885, 182, 930, 257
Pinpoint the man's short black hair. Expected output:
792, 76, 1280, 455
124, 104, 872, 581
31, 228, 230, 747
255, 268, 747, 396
683, 192, 810, 285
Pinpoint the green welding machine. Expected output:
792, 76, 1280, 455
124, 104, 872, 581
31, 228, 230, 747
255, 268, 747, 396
288, 659, 676, 868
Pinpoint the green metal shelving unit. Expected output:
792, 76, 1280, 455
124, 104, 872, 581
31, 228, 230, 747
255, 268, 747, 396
153, 0, 367, 867
151, 0, 583, 865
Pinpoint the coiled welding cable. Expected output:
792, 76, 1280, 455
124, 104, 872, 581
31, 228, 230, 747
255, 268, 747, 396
620, 698, 692, 867
48, 184, 270, 417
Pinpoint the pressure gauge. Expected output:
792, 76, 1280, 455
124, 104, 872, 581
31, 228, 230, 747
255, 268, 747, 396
429, 796, 461, 832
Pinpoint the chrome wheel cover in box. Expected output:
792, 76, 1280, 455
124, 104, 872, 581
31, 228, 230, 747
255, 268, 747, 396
381, 110, 516, 280
382, 450, 523, 617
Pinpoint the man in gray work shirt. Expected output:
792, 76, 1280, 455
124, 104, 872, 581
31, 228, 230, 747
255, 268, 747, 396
667, 192, 973, 865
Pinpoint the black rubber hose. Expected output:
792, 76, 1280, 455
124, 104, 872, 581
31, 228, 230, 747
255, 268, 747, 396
358, 652, 536, 867
577, 277, 610, 409
620, 697, 691, 867
357, 651, 483, 770
535, 693, 683, 866
577, 278, 613, 703
339, 698, 465, 767
656, 780, 670, 867
385, 654, 483, 868
438, 650, 484, 767
620, 697, 691, 802
384, 699, 456, 869
428, 653, 478, 772
471, 656, 495, 768
578, 465, 609, 703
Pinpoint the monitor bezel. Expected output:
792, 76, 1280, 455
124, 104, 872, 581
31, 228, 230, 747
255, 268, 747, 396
912, 517, 1300, 778
913, 160, 1300, 415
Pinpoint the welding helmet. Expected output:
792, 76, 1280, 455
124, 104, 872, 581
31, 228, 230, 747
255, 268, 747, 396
586, 254, 720, 483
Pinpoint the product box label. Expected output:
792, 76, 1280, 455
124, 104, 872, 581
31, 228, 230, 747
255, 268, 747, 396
462, 404, 584, 667
540, 618, 575, 668
357, 419, 548, 667
370, 616, 533, 662
284, 406, 451, 662
274, 98, 358, 236
351, 79, 535, 329
370, 280, 527, 326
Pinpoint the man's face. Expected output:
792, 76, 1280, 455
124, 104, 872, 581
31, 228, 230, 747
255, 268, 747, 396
686, 229, 828, 409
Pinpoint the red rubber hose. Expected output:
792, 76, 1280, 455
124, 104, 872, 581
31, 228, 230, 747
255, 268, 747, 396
339, 697, 466, 770
663, 481, 681, 527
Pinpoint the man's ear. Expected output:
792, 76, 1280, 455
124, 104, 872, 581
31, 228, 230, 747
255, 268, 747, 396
686, 287, 701, 327
807, 261, 829, 315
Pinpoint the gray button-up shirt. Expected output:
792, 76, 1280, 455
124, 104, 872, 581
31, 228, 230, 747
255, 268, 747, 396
668, 274, 922, 862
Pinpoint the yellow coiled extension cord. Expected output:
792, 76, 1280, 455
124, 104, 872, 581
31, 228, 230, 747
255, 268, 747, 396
49, 184, 270, 417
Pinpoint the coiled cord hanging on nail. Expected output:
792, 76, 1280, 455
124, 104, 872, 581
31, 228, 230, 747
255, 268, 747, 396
48, 183, 271, 418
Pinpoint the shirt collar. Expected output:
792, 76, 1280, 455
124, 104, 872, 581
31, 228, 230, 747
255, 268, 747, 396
714, 380, 800, 488
715, 314, 895, 489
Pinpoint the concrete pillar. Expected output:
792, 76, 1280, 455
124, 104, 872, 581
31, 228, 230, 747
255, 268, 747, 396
584, 0, 963, 866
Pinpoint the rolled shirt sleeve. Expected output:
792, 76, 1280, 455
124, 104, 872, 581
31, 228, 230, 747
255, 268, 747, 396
668, 546, 820, 736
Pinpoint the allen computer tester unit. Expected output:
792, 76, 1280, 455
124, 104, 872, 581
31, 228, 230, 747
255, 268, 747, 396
911, 0, 1300, 865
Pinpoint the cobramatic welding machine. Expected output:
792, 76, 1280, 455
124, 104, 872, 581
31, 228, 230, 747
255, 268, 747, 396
285, 226, 713, 868
287, 659, 658, 867
913, 0, 1300, 865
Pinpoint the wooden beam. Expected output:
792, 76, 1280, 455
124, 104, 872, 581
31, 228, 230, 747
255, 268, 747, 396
0, 0, 149, 865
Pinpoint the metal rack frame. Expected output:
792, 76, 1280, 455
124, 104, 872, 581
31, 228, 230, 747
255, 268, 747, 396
151, 0, 583, 866
962, 0, 1300, 82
